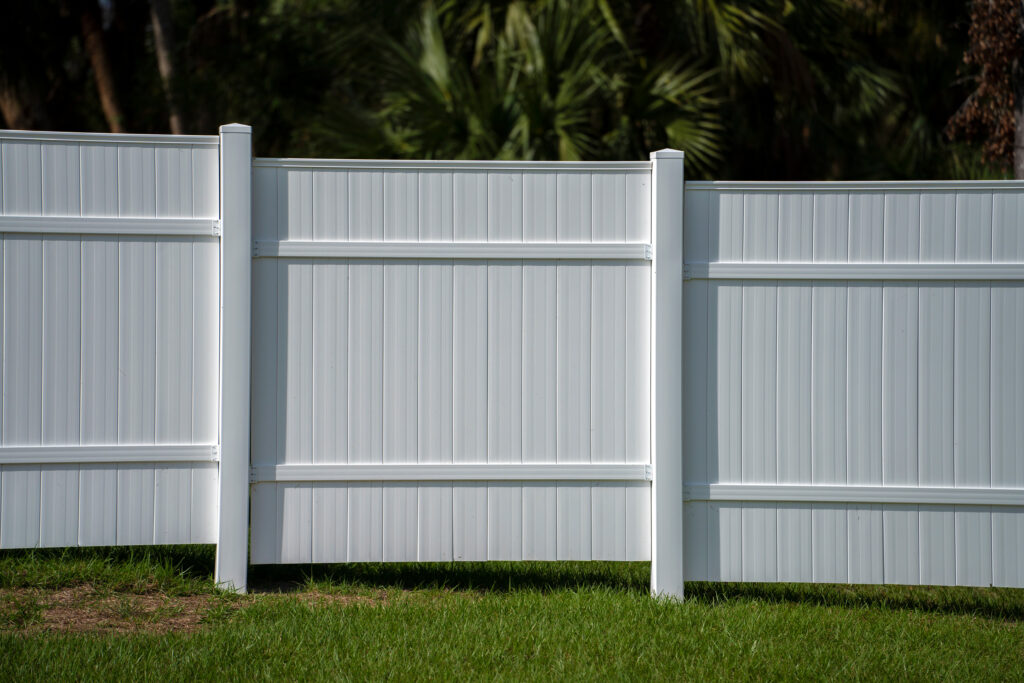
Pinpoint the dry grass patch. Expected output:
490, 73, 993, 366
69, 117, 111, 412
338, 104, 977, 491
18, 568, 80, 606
1, 586, 228, 635
249, 580, 389, 608
289, 590, 386, 609
1, 583, 396, 636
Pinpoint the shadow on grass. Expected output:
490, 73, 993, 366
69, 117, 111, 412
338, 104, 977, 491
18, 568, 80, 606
250, 563, 1024, 620
249, 561, 651, 595
4, 547, 1023, 621
685, 581, 1024, 621
0, 545, 216, 590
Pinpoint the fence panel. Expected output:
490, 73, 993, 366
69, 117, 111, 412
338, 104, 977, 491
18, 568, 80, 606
248, 159, 655, 564
682, 181, 1024, 587
0, 130, 221, 550
2, 128, 1020, 597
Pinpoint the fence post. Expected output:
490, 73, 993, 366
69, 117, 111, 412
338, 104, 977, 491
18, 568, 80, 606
650, 149, 685, 599
216, 123, 252, 593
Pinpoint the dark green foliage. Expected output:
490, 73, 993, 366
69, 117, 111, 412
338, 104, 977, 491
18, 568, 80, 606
0, 1, 1007, 178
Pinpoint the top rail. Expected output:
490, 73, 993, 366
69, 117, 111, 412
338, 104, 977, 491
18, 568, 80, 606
0, 128, 219, 146
685, 179, 1024, 191
254, 157, 652, 172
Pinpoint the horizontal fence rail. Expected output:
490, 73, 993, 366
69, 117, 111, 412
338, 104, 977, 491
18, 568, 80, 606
253, 158, 652, 172
0, 130, 219, 146
684, 484, 1024, 507
254, 240, 652, 260
0, 445, 219, 465
0, 215, 220, 236
684, 262, 1024, 280
685, 180, 1024, 191
252, 463, 654, 483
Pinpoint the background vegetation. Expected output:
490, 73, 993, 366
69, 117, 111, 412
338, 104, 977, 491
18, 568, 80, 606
0, 0, 1020, 179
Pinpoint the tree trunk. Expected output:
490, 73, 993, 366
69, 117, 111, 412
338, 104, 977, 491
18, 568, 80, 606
79, 0, 125, 133
0, 81, 50, 130
1016, 95, 1023, 179
0, 85, 32, 129
1015, 1, 1024, 179
150, 0, 184, 134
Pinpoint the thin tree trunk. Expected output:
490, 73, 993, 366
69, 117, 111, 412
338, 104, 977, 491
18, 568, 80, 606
1015, 1, 1024, 178
0, 81, 50, 130
1016, 98, 1023, 179
0, 86, 31, 129
79, 0, 125, 133
150, 0, 184, 134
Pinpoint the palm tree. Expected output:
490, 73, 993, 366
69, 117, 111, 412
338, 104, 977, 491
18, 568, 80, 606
304, 0, 723, 168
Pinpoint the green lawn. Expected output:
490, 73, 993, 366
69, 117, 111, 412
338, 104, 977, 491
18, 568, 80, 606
1, 547, 1022, 680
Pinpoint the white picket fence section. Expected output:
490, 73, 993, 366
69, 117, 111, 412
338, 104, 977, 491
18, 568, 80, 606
0, 126, 1022, 597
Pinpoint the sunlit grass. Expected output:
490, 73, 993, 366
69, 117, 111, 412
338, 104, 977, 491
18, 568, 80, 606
1, 546, 1022, 680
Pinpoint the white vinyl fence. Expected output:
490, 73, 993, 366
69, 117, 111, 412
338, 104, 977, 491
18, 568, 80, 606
247, 159, 655, 566
0, 126, 251, 591
1, 126, 1022, 597
0, 129, 222, 551
681, 182, 1024, 587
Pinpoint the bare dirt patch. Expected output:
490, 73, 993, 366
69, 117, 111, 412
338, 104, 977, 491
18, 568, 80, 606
0, 586, 232, 635
0, 584, 394, 635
